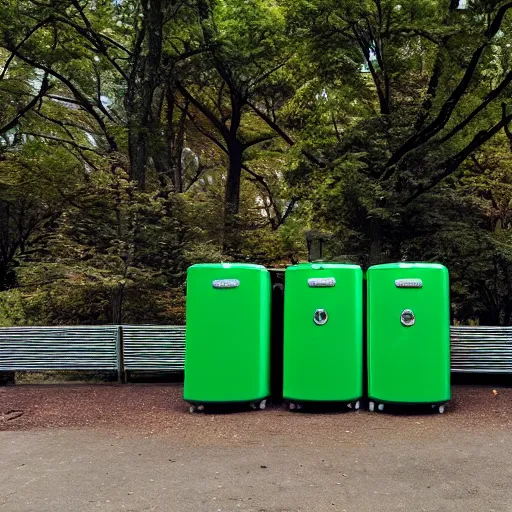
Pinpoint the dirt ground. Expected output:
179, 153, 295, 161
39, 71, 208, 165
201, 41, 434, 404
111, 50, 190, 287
2, 384, 512, 511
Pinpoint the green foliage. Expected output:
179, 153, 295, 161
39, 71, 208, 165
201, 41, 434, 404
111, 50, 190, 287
13, 167, 217, 324
1, 0, 512, 325
0, 289, 26, 326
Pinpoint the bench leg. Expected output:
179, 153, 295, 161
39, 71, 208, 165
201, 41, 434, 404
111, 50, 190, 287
0, 371, 15, 386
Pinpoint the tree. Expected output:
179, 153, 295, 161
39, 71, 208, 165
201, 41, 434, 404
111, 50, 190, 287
0, 133, 96, 290
282, 0, 512, 263
14, 164, 220, 324
0, 0, 202, 188
174, 0, 306, 252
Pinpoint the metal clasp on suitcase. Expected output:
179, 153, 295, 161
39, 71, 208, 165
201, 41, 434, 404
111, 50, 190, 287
314, 309, 329, 326
401, 309, 415, 327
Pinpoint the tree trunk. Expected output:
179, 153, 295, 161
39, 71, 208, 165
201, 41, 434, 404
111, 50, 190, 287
223, 138, 244, 255
126, 126, 149, 188
503, 268, 512, 326
0, 201, 9, 291
173, 100, 188, 193
0, 262, 6, 292
124, 0, 165, 189
150, 87, 188, 192
111, 284, 124, 325
225, 139, 243, 216
503, 304, 512, 327
368, 217, 385, 266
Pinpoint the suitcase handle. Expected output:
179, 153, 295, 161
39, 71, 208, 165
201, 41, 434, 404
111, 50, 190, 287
308, 278, 336, 288
212, 279, 240, 289
395, 279, 423, 288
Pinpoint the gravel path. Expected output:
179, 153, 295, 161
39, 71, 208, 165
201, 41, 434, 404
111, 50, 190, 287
2, 384, 512, 511
2, 384, 512, 444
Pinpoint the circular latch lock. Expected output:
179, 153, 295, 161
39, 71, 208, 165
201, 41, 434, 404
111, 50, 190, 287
401, 309, 415, 327
314, 309, 328, 326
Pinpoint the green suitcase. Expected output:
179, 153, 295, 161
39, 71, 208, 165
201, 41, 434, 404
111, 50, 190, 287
367, 263, 451, 413
283, 263, 363, 410
184, 263, 271, 411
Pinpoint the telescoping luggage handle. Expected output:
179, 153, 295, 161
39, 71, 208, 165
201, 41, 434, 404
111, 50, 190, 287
212, 279, 240, 289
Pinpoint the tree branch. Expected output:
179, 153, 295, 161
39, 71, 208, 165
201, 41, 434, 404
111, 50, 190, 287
248, 57, 291, 90
437, 69, 512, 145
503, 102, 512, 151
332, 111, 342, 143
176, 81, 229, 139
405, 109, 512, 204
414, 46, 446, 131
180, 102, 294, 225
47, 94, 85, 106
485, 2, 512, 38
242, 163, 289, 229
384, 3, 512, 178
0, 17, 53, 81
388, 28, 444, 45
60, 142, 99, 171
0, 74, 50, 136
384, 44, 487, 176
242, 133, 277, 150
24, 131, 102, 154
183, 163, 206, 192
33, 110, 99, 169
6, 49, 117, 152
470, 153, 486, 174
280, 198, 298, 226
179, 103, 229, 155
164, 0, 188, 24
247, 101, 326, 168
353, 25, 390, 115
68, 0, 132, 54
94, 66, 115, 122
54, 14, 129, 81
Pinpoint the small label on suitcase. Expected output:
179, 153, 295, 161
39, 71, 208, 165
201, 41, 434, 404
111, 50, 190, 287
212, 279, 240, 289
308, 278, 336, 288
395, 279, 423, 288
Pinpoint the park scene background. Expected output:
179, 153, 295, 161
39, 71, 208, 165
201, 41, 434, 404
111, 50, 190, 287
1, 0, 512, 327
